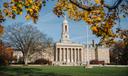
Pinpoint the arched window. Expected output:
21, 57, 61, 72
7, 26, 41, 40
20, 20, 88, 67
65, 25, 67, 32
65, 35, 67, 38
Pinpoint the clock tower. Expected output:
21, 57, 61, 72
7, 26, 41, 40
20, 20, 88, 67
60, 15, 70, 43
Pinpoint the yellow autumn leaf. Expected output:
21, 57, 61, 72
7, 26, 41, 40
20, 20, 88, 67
28, 0, 33, 4
11, 0, 14, 2
97, 17, 101, 21
91, 26, 98, 32
18, 4, 23, 9
3, 2, 9, 8
0, 25, 4, 36
68, 3, 72, 7
95, 0, 101, 4
25, 1, 29, 6
12, 5, 17, 10
19, 12, 22, 15
3, 9, 8, 13
25, 15, 30, 20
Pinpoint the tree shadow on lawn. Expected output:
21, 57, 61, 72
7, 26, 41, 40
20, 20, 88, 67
0, 66, 72, 76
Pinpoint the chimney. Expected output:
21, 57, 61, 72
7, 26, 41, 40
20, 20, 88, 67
92, 40, 95, 47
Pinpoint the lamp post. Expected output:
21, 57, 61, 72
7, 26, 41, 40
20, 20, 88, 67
86, 25, 90, 66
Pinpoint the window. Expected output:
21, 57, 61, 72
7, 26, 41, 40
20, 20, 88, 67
65, 25, 67, 32
65, 35, 67, 38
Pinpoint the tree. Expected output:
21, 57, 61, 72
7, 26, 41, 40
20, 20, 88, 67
4, 23, 52, 65
0, 0, 44, 23
110, 30, 128, 65
0, 0, 48, 36
0, 40, 13, 65
53, 0, 128, 46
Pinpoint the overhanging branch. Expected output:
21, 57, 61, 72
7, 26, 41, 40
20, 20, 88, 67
69, 0, 92, 11
105, 0, 123, 10
69, 0, 123, 11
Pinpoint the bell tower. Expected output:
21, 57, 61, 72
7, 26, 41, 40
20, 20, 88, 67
60, 15, 70, 43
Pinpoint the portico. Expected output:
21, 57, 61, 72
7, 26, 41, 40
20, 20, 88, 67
55, 43, 84, 65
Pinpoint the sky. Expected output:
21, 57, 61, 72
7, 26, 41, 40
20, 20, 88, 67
1, 0, 128, 44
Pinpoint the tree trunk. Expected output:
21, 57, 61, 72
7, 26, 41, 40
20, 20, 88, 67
23, 54, 28, 65
23, 49, 30, 65
24, 57, 28, 65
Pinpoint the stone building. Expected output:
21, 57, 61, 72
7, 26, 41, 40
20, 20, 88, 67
54, 16, 110, 66
54, 16, 84, 66
12, 47, 54, 64
85, 45, 110, 64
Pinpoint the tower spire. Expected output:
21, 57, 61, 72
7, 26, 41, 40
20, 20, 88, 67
63, 15, 68, 24
64, 15, 66, 20
60, 15, 70, 43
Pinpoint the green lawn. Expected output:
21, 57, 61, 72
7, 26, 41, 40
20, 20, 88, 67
0, 66, 128, 76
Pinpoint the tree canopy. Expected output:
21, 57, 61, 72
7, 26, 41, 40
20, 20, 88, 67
54, 0, 128, 46
0, 0, 45, 36
0, 0, 128, 46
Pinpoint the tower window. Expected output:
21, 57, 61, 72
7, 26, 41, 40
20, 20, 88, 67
65, 35, 67, 38
65, 25, 67, 32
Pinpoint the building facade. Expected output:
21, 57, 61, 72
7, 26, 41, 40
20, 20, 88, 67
12, 16, 110, 65
54, 16, 110, 66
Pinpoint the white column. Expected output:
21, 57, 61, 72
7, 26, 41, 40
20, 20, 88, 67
65, 48, 67, 62
68, 48, 70, 62
58, 48, 60, 61
62, 48, 63, 62
81, 49, 83, 63
59, 48, 61, 62
78, 49, 79, 63
79, 49, 82, 63
71, 48, 73, 62
63, 48, 65, 62
74, 49, 76, 63
69, 48, 71, 62
73, 48, 75, 62
80, 49, 83, 63
67, 48, 69, 63
76, 49, 78, 63
56, 48, 58, 62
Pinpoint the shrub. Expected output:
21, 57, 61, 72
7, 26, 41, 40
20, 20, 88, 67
0, 43, 13, 66
0, 55, 9, 65
34, 58, 52, 65
90, 60, 105, 65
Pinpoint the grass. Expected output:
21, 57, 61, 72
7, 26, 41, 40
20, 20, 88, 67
0, 66, 128, 76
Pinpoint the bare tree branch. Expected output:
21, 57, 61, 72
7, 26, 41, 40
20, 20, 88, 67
4, 24, 53, 65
